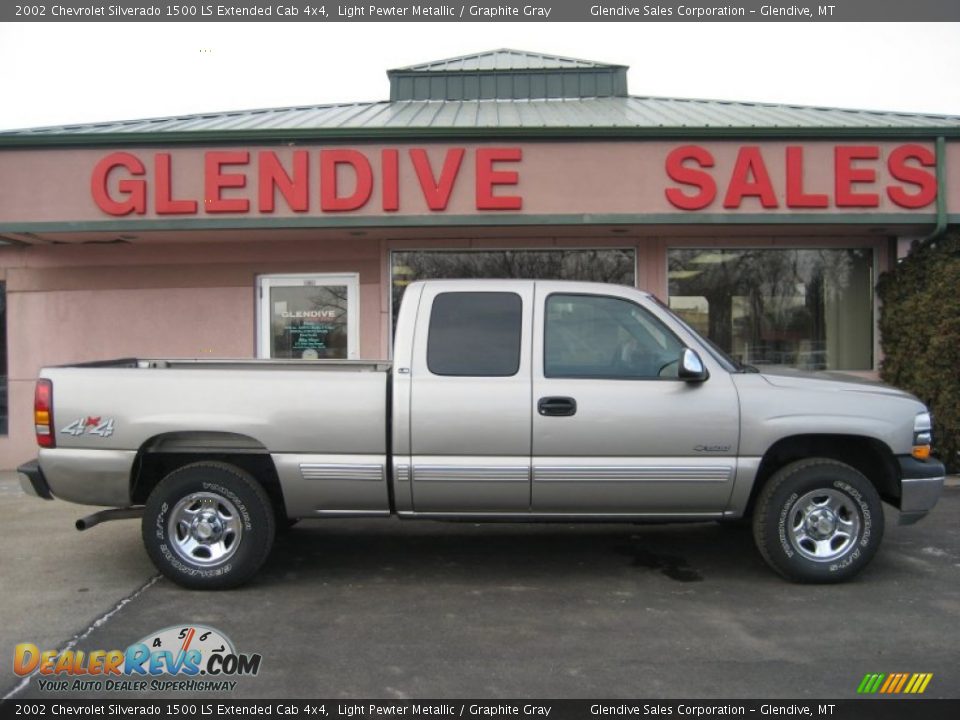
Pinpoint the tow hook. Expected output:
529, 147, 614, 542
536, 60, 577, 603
75, 507, 144, 531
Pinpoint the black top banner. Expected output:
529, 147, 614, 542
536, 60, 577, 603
4, 0, 960, 22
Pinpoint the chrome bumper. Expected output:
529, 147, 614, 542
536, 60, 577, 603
898, 456, 946, 525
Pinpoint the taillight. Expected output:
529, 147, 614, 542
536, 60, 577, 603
35, 379, 55, 449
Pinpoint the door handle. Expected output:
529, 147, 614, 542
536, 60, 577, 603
538, 396, 577, 417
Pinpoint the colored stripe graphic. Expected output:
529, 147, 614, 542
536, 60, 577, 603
857, 673, 932, 694
879, 675, 896, 693
857, 673, 884, 694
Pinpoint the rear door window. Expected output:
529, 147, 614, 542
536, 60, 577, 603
427, 292, 523, 377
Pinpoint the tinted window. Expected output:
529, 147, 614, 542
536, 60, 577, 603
545, 294, 684, 379
427, 292, 522, 376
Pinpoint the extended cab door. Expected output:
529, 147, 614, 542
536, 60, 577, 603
406, 282, 533, 513
531, 283, 739, 515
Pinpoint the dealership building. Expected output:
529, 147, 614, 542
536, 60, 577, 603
0, 49, 958, 466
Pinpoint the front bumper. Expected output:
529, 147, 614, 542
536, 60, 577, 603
897, 456, 946, 525
17, 459, 54, 500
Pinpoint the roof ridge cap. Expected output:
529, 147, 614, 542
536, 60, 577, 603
389, 47, 625, 73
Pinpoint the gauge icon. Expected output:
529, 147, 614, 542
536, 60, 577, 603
135, 624, 235, 659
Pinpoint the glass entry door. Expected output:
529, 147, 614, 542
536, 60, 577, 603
257, 274, 359, 359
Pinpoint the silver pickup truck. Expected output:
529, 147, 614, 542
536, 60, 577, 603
19, 280, 945, 589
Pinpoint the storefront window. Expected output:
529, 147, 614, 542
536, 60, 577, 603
668, 248, 873, 371
391, 248, 636, 330
0, 280, 6, 435
257, 274, 358, 360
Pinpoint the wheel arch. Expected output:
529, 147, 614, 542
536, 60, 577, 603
745, 434, 900, 518
130, 431, 288, 519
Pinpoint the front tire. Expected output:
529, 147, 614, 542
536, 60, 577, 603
142, 461, 276, 590
752, 458, 884, 583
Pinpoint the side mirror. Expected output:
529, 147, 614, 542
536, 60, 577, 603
678, 348, 709, 382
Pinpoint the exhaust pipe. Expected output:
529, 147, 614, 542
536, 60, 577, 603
76, 507, 143, 531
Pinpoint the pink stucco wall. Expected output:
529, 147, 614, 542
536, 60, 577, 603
0, 236, 384, 467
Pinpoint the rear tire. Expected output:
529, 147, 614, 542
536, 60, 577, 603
142, 461, 275, 590
752, 458, 884, 583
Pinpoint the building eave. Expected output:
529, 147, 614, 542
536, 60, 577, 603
3, 124, 960, 149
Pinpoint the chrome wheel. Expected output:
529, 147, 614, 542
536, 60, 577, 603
168, 492, 243, 567
787, 488, 861, 562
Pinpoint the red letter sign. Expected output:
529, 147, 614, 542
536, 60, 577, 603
205, 151, 250, 213
90, 152, 146, 216
321, 150, 373, 211
411, 148, 464, 211
665, 145, 716, 210
887, 144, 936, 209
476, 148, 522, 210
381, 149, 399, 212
835, 146, 880, 207
258, 151, 309, 213
154, 153, 198, 215
785, 146, 828, 208
724, 147, 778, 209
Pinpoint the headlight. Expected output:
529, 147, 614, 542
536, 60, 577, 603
912, 412, 933, 460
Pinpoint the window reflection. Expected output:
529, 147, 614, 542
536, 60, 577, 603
391, 249, 636, 329
0, 281, 6, 435
668, 248, 873, 371
546, 294, 684, 379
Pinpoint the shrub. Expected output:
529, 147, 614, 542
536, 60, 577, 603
877, 234, 960, 472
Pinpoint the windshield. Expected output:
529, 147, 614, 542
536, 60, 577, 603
649, 296, 746, 373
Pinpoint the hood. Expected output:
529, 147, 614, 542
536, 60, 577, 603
757, 366, 920, 401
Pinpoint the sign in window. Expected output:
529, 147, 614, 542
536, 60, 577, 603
257, 274, 358, 360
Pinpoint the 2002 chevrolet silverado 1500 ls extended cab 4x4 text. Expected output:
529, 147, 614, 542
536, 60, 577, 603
18, 280, 946, 588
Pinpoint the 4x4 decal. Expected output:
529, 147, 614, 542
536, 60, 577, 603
60, 416, 115, 438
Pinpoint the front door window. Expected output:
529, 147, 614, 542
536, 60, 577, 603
257, 274, 358, 359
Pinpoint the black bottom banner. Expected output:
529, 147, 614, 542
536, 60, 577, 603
1, 700, 959, 720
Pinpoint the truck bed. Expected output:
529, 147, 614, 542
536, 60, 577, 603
43, 359, 390, 456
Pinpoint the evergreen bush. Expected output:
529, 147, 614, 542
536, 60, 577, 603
877, 234, 960, 473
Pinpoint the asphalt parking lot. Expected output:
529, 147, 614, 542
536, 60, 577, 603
2, 472, 958, 701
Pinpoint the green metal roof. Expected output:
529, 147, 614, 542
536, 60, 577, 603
3, 96, 959, 145
1, 48, 959, 145
390, 49, 625, 72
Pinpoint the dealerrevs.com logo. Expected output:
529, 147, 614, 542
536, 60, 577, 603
14, 625, 261, 693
